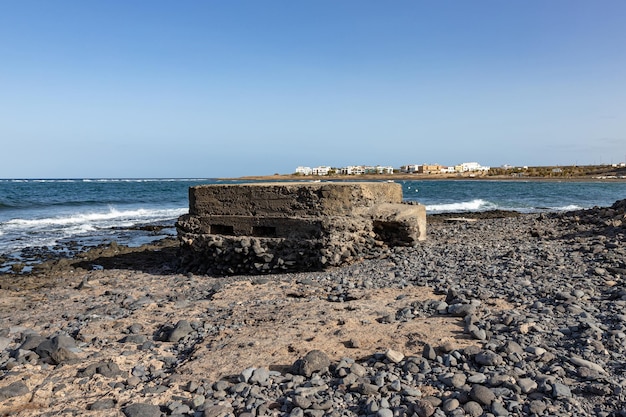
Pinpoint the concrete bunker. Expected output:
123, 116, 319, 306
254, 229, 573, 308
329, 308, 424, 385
176, 182, 426, 275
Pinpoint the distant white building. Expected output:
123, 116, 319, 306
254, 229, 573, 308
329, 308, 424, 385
312, 166, 331, 176
460, 162, 481, 172
340, 165, 365, 175
400, 164, 419, 173
376, 166, 394, 174
460, 162, 490, 172
295, 166, 312, 175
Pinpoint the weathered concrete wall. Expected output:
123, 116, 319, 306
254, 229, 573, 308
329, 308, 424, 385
188, 182, 403, 217
177, 182, 425, 275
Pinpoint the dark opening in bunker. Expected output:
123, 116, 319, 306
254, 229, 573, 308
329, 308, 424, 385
252, 226, 277, 237
210, 224, 235, 235
373, 220, 412, 246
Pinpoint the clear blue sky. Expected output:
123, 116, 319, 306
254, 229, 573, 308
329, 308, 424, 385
1, 1, 624, 178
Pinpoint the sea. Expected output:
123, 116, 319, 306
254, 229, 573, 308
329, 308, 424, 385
1, 178, 626, 272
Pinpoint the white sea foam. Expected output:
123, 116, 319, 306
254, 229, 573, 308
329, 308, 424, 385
425, 199, 497, 213
4, 207, 187, 229
557, 204, 582, 211
80, 178, 213, 183
0, 207, 187, 253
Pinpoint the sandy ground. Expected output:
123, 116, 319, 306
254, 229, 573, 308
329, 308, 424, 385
0, 237, 513, 416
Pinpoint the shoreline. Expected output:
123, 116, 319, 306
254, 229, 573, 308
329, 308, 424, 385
221, 173, 626, 182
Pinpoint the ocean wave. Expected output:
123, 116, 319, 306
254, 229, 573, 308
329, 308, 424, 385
81, 178, 214, 183
425, 199, 497, 213
4, 207, 188, 229
0, 206, 187, 254
1, 178, 215, 184
533, 204, 583, 212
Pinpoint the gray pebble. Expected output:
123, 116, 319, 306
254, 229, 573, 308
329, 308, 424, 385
0, 381, 29, 401
470, 384, 496, 405
122, 403, 162, 417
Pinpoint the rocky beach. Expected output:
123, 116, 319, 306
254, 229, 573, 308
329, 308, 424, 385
1, 201, 626, 416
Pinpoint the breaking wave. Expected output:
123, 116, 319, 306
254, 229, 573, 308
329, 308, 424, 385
425, 199, 497, 213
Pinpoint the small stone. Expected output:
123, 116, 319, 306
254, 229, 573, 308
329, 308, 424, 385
569, 356, 606, 374
442, 398, 460, 412
491, 401, 509, 416
49, 347, 79, 364
290, 407, 304, 417
0, 381, 29, 400
403, 387, 422, 397
89, 398, 116, 410
385, 348, 404, 363
525, 346, 546, 356
122, 403, 161, 417
552, 382, 572, 398
413, 399, 435, 417
578, 366, 602, 380
503, 341, 524, 355
349, 338, 361, 348
35, 335, 79, 364
377, 408, 393, 417
240, 367, 254, 382
475, 350, 503, 366
467, 373, 487, 384
295, 350, 331, 377
439, 373, 466, 388
528, 400, 547, 414
192, 395, 205, 408
470, 384, 495, 405
423, 396, 441, 408
389, 379, 402, 392
126, 376, 141, 387
359, 383, 380, 395
89, 361, 123, 378
517, 377, 537, 394
293, 395, 312, 409
0, 337, 11, 351
167, 320, 194, 342
448, 303, 476, 317
249, 367, 270, 385
463, 401, 484, 417
121, 334, 148, 344
423, 344, 437, 360
18, 333, 45, 351
469, 326, 487, 340
204, 404, 234, 417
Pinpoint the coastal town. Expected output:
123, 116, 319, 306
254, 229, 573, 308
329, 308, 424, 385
295, 162, 490, 176
293, 162, 626, 179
